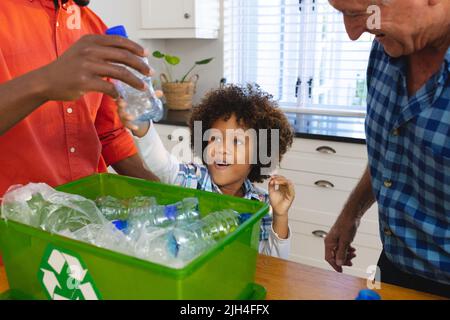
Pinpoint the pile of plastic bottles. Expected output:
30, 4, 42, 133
1, 183, 250, 269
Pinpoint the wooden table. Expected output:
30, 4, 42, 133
0, 256, 445, 300
255, 255, 445, 300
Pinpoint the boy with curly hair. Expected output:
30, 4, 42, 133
118, 84, 295, 258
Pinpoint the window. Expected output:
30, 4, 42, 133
224, 0, 375, 117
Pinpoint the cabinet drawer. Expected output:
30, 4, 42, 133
289, 207, 380, 237
289, 220, 382, 250
276, 169, 360, 192
153, 124, 202, 163
291, 138, 367, 159
154, 124, 190, 148
280, 151, 367, 179
290, 184, 379, 221
289, 226, 382, 279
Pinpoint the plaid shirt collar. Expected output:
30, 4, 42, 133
386, 47, 450, 130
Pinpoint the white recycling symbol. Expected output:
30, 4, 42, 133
40, 249, 99, 300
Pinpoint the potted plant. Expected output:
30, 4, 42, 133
152, 51, 214, 110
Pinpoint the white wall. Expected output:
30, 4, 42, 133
89, 0, 224, 104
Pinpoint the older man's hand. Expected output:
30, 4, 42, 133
324, 214, 359, 273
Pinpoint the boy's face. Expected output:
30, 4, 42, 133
205, 114, 255, 190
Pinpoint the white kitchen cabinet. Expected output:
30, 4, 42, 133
139, 0, 220, 39
153, 124, 202, 164
153, 123, 382, 279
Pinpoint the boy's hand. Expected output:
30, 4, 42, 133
117, 90, 163, 138
268, 175, 295, 217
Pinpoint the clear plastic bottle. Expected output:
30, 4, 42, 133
143, 209, 248, 265
105, 25, 164, 122
188, 209, 241, 241
1, 183, 106, 234
95, 195, 128, 221
95, 195, 157, 221
128, 197, 200, 229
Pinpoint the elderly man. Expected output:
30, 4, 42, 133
325, 0, 449, 297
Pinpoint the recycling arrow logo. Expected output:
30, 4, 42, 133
38, 245, 101, 300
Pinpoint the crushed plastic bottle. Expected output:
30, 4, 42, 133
105, 25, 164, 122
64, 222, 133, 255
189, 209, 242, 241
1, 183, 106, 233
127, 197, 200, 229
95, 195, 157, 221
95, 195, 128, 221
140, 209, 245, 264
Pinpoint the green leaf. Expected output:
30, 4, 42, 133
152, 51, 165, 59
195, 58, 214, 65
165, 55, 181, 66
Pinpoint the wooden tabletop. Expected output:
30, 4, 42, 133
0, 256, 445, 300
255, 255, 446, 300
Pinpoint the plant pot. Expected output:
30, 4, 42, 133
160, 73, 199, 110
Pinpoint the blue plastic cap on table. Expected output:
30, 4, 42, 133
355, 289, 382, 300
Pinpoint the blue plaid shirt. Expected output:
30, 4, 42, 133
173, 163, 272, 241
366, 41, 450, 284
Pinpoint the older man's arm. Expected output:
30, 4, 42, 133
324, 165, 376, 272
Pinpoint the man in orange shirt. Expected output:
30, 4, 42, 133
0, 0, 159, 197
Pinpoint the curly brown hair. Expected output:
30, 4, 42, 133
189, 84, 294, 183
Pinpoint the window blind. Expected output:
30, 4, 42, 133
224, 0, 375, 116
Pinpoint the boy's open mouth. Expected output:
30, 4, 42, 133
214, 161, 231, 170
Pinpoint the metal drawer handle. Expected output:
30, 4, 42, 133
178, 136, 184, 142
184, 13, 191, 19
314, 180, 335, 188
167, 134, 172, 140
312, 230, 328, 238
316, 146, 336, 154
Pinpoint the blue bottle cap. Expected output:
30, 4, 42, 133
355, 289, 381, 300
105, 25, 128, 38
164, 205, 177, 221
112, 220, 128, 231
238, 213, 252, 224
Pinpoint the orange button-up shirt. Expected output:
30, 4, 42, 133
0, 0, 138, 196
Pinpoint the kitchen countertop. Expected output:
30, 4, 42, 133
0, 256, 445, 300
157, 109, 366, 144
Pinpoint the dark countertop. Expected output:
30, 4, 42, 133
157, 109, 366, 145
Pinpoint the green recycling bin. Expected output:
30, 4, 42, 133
0, 174, 269, 300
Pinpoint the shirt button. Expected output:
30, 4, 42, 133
70, 147, 76, 153
56, 21, 60, 27
392, 128, 400, 136
384, 180, 393, 188
67, 108, 73, 114
383, 227, 393, 236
